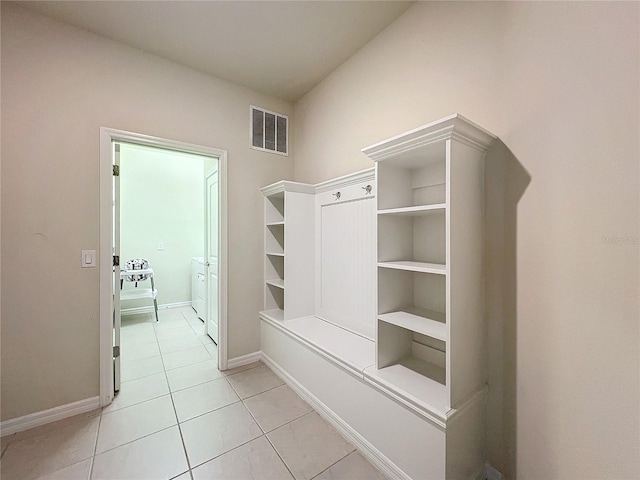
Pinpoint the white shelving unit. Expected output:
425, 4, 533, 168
363, 113, 495, 478
260, 114, 496, 480
261, 180, 315, 321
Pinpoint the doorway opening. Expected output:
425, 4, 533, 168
100, 128, 228, 407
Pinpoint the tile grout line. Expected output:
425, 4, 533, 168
162, 310, 195, 480
231, 368, 309, 480
89, 395, 106, 479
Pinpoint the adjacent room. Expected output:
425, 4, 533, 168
1, 1, 638, 480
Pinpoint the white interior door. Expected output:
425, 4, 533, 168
113, 143, 122, 392
205, 165, 219, 344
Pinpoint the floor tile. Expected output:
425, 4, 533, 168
166, 359, 223, 392
244, 384, 313, 433
192, 436, 294, 480
198, 333, 216, 345
11, 410, 101, 443
96, 395, 176, 454
159, 335, 203, 354
0, 417, 99, 480
186, 315, 204, 327
120, 341, 160, 363
181, 402, 262, 468
170, 473, 191, 480
205, 343, 218, 360
120, 317, 155, 335
120, 331, 158, 349
103, 372, 169, 413
155, 325, 197, 341
180, 306, 200, 320
267, 412, 355, 480
172, 377, 240, 423
120, 313, 154, 325
92, 426, 188, 480
222, 361, 262, 376
158, 308, 190, 320
1, 437, 13, 457
162, 345, 212, 371
120, 355, 164, 383
36, 458, 92, 480
226, 365, 284, 399
314, 451, 387, 480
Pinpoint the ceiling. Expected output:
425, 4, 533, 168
16, 1, 414, 102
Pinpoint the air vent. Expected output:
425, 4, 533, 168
251, 106, 288, 156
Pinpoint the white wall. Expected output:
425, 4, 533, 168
1, 4, 294, 421
293, 2, 639, 479
120, 144, 205, 309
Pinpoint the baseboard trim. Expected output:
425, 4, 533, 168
0, 396, 101, 437
226, 351, 262, 370
261, 352, 411, 480
121, 301, 191, 316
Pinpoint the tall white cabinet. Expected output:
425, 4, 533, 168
260, 114, 496, 480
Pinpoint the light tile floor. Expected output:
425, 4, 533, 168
0, 306, 387, 480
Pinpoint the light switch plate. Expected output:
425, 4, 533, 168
82, 250, 96, 268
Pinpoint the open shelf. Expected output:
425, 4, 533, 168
267, 221, 285, 226
261, 308, 284, 323
378, 204, 446, 217
266, 252, 284, 257
379, 307, 446, 341
364, 361, 448, 420
378, 261, 446, 275
266, 278, 285, 289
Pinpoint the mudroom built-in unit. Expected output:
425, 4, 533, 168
260, 113, 496, 480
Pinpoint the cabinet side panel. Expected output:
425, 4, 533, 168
284, 192, 315, 319
447, 141, 486, 407
446, 392, 486, 479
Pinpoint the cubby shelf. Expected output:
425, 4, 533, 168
378, 261, 446, 275
379, 308, 446, 341
378, 204, 446, 216
262, 308, 285, 322
267, 221, 285, 226
266, 279, 285, 289
266, 252, 285, 257
266, 278, 284, 289
364, 361, 448, 421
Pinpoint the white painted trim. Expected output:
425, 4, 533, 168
260, 180, 315, 196
100, 127, 229, 406
261, 352, 411, 480
314, 167, 375, 193
0, 397, 100, 436
217, 151, 229, 370
361, 113, 496, 162
120, 301, 191, 316
225, 351, 262, 370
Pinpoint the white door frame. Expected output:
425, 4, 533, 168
99, 127, 228, 406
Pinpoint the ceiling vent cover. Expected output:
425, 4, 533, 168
251, 106, 288, 156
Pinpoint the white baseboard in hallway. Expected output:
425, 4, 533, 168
225, 351, 261, 370
0, 396, 100, 437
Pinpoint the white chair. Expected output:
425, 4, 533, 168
120, 258, 159, 322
